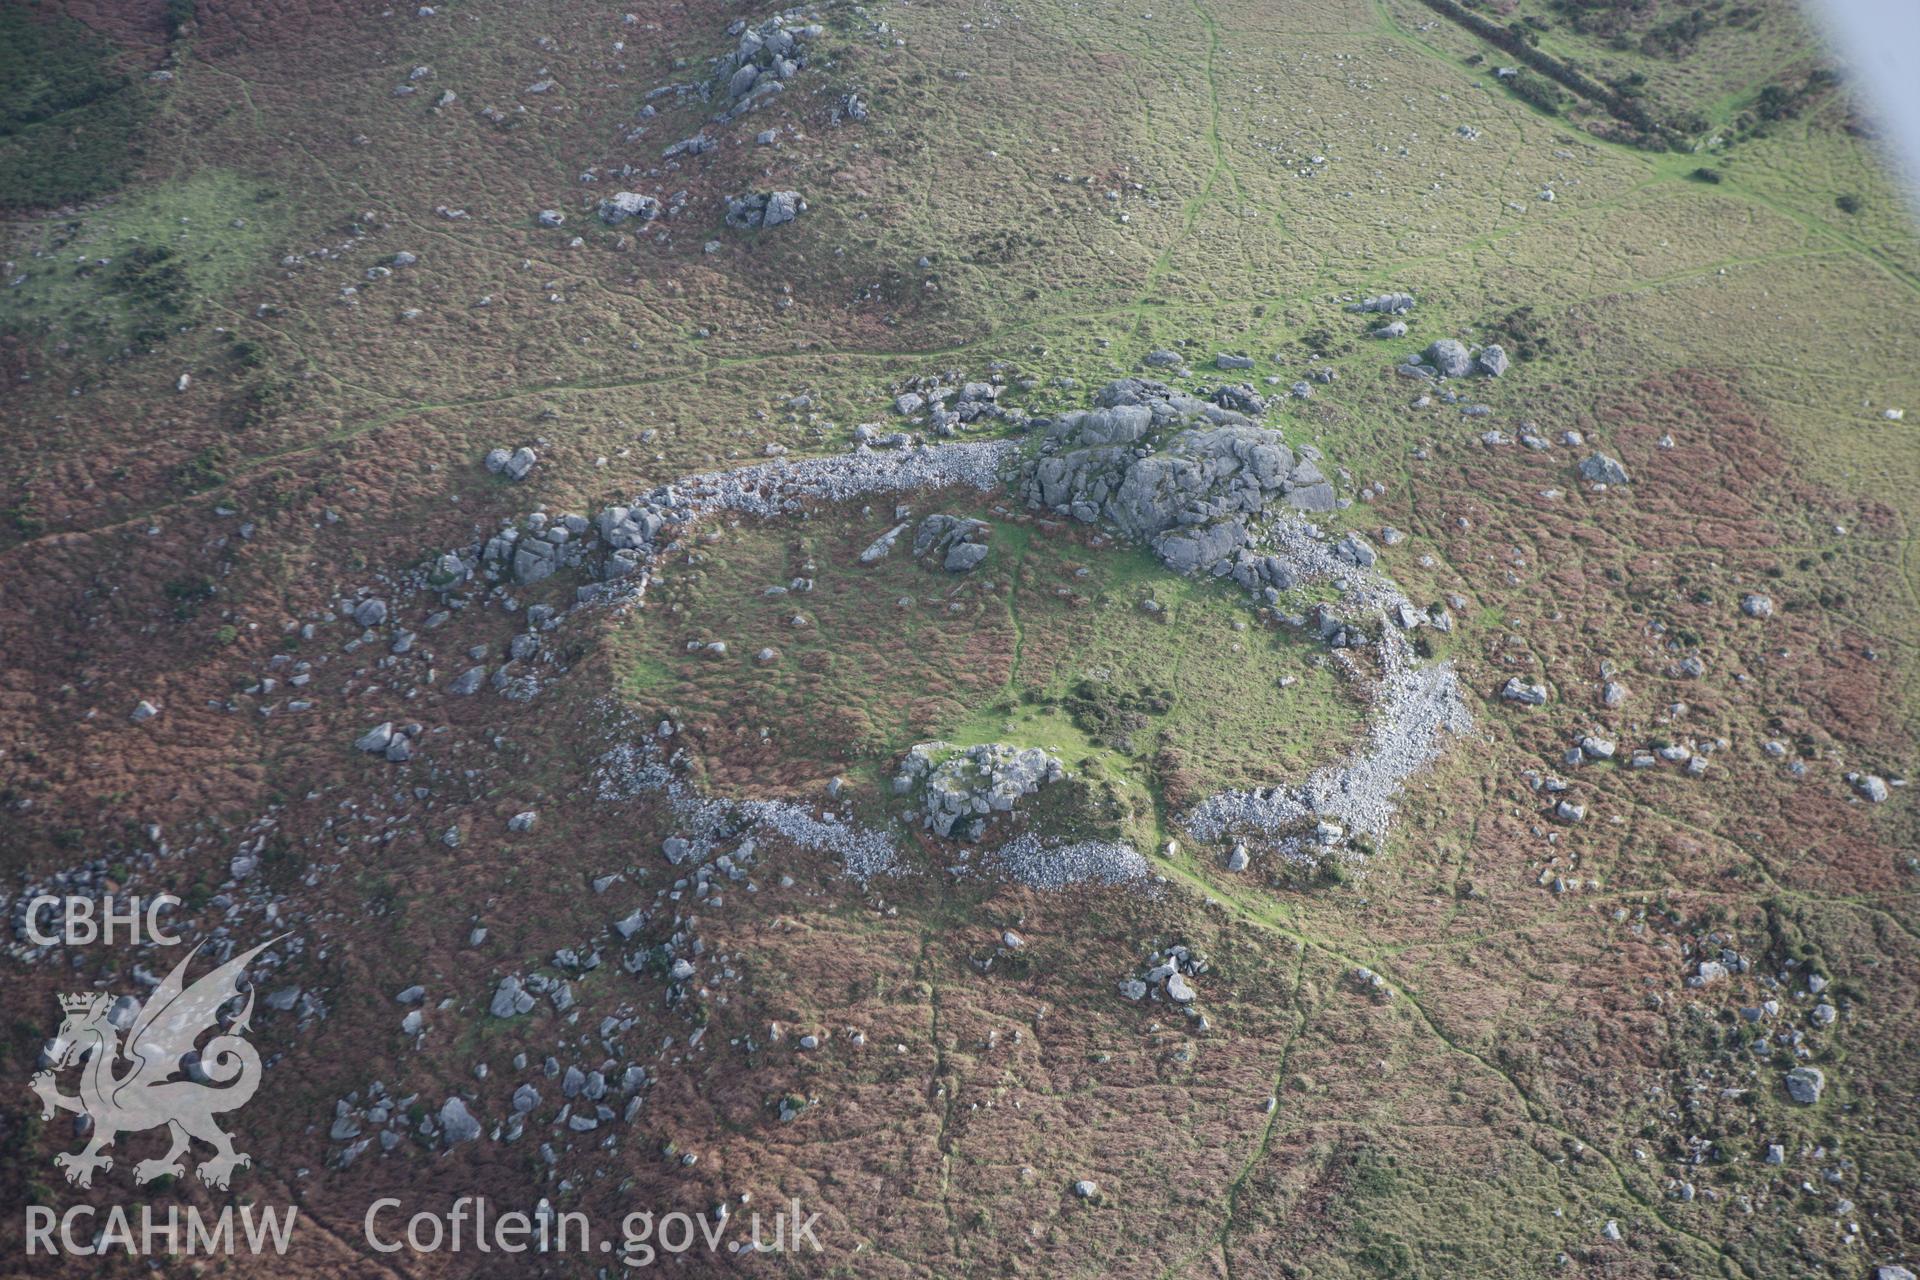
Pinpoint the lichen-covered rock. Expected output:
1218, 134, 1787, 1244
859, 522, 908, 565
599, 191, 660, 225
1212, 383, 1267, 415
894, 742, 1065, 840
1785, 1066, 1826, 1105
912, 514, 992, 572
1021, 380, 1330, 574
1346, 292, 1415, 315
725, 190, 805, 229
712, 13, 822, 110
1423, 339, 1473, 378
1578, 453, 1630, 485
1501, 676, 1549, 706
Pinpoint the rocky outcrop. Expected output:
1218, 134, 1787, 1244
913, 514, 992, 572
711, 14, 824, 115
598, 191, 660, 225
893, 742, 1066, 841
725, 190, 804, 229
1345, 292, 1415, 315
1020, 379, 1335, 577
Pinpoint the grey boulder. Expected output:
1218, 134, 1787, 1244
1577, 453, 1630, 485
1784, 1066, 1826, 1105
599, 191, 660, 225
1423, 339, 1473, 378
438, 1097, 482, 1145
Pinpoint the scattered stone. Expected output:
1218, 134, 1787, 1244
1213, 383, 1267, 415
858, 523, 908, 565
1501, 677, 1548, 706
725, 190, 805, 229
355, 722, 395, 754
913, 513, 992, 572
490, 975, 536, 1018
714, 13, 822, 109
662, 132, 716, 159
993, 835, 1147, 888
599, 191, 661, 225
1577, 453, 1630, 486
1423, 339, 1473, 378
1351, 966, 1391, 998
1345, 293, 1415, 315
1784, 1066, 1826, 1105
438, 1097, 482, 1145
1691, 959, 1729, 986
1335, 534, 1377, 569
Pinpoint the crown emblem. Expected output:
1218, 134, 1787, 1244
58, 992, 104, 1015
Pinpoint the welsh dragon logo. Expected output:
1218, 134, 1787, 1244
29, 938, 278, 1190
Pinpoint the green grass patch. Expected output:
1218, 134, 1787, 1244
0, 170, 286, 349
613, 501, 1366, 833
